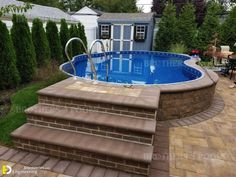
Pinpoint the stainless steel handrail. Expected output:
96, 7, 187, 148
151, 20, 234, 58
89, 40, 108, 81
65, 37, 97, 80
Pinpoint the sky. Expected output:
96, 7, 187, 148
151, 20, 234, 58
136, 0, 153, 13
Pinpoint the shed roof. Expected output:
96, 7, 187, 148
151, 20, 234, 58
0, 0, 77, 23
71, 6, 103, 16
98, 13, 154, 23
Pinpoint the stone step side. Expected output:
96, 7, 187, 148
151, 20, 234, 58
11, 124, 153, 176
26, 104, 156, 145
37, 78, 160, 120
38, 94, 157, 119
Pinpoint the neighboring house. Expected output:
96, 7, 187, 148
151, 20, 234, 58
0, 0, 78, 29
71, 6, 103, 51
97, 13, 155, 51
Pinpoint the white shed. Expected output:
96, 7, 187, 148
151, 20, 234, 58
71, 6, 103, 52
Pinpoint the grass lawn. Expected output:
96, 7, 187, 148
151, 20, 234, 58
0, 74, 67, 146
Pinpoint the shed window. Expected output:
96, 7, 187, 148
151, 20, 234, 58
135, 25, 147, 41
100, 25, 110, 39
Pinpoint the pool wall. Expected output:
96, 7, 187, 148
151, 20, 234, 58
60, 51, 219, 120
157, 58, 218, 120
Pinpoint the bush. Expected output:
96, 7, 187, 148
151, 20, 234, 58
60, 19, 70, 60
69, 24, 80, 57
32, 18, 50, 67
221, 6, 236, 52
177, 3, 197, 49
46, 20, 63, 64
78, 22, 87, 52
169, 43, 188, 54
0, 20, 20, 89
155, 3, 178, 51
197, 1, 221, 51
11, 14, 36, 83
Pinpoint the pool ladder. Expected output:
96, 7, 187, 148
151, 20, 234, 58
65, 38, 108, 81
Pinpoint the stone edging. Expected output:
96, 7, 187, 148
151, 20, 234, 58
157, 94, 225, 127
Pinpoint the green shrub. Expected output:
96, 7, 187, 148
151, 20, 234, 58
0, 20, 20, 89
60, 19, 70, 60
46, 20, 63, 64
78, 22, 87, 52
69, 24, 80, 57
32, 18, 50, 67
11, 14, 36, 83
155, 3, 178, 51
221, 6, 236, 52
197, 1, 221, 51
169, 43, 188, 54
177, 3, 197, 49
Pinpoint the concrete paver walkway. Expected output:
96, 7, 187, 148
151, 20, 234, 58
0, 75, 235, 177
168, 76, 236, 177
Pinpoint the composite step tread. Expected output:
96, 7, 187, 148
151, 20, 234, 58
37, 78, 160, 110
11, 124, 153, 163
26, 104, 156, 134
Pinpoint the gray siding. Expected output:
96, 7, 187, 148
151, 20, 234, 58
98, 16, 155, 51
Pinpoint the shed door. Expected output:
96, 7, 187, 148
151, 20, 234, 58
111, 24, 134, 51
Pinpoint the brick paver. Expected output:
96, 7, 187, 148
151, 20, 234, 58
0, 75, 235, 177
167, 76, 236, 177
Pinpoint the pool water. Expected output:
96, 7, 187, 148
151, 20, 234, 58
61, 51, 202, 85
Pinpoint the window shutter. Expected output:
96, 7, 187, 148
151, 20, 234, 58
109, 25, 111, 39
134, 25, 137, 41
145, 26, 148, 40
99, 25, 101, 39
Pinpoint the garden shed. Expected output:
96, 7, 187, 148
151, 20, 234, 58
97, 13, 155, 51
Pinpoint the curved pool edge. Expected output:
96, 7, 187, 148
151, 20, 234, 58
59, 51, 219, 121
59, 51, 205, 86
155, 57, 219, 120
157, 56, 218, 92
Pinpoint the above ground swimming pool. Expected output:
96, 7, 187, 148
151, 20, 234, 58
60, 51, 203, 85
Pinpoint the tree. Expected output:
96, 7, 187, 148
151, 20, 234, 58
62, 0, 93, 11
21, 0, 61, 8
78, 22, 87, 52
60, 19, 70, 60
69, 24, 80, 57
32, 18, 50, 67
152, 0, 207, 25
177, 3, 197, 49
151, 0, 166, 17
197, 1, 222, 51
0, 21, 20, 89
46, 20, 63, 64
221, 6, 236, 51
0, 2, 32, 17
92, 0, 138, 12
11, 15, 36, 83
155, 3, 178, 51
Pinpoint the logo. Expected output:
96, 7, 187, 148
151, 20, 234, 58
2, 165, 12, 175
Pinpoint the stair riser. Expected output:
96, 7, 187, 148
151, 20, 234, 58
38, 95, 157, 120
13, 138, 150, 176
27, 115, 154, 145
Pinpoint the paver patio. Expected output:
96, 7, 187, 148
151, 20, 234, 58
0, 75, 235, 177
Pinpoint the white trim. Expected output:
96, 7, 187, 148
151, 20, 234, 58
111, 24, 133, 52
130, 25, 134, 51
135, 25, 146, 40
120, 24, 124, 51
100, 24, 110, 39
110, 24, 114, 51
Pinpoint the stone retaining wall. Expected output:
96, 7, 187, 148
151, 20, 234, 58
158, 84, 216, 120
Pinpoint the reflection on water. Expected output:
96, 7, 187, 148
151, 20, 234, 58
73, 53, 200, 84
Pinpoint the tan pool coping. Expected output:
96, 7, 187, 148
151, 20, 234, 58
38, 78, 161, 110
